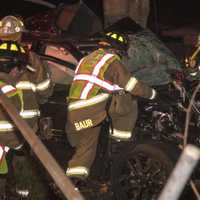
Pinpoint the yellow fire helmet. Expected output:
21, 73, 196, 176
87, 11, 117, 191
0, 40, 28, 73
0, 15, 25, 41
104, 31, 128, 50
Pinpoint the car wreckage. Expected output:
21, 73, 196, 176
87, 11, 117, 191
2, 1, 200, 200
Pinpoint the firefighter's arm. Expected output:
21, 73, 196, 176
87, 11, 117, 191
0, 83, 39, 146
28, 51, 54, 103
106, 60, 156, 99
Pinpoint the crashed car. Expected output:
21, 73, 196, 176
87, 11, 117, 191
23, 17, 182, 86
6, 0, 179, 87
22, 12, 191, 200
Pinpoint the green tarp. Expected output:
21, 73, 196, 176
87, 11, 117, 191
122, 29, 181, 86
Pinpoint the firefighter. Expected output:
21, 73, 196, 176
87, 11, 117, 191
0, 15, 53, 104
0, 40, 41, 197
65, 31, 157, 179
0, 16, 53, 198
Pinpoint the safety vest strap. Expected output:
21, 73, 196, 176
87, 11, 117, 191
0, 145, 9, 162
74, 74, 122, 96
0, 145, 4, 162
70, 50, 120, 99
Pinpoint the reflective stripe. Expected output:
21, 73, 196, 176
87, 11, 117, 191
4, 146, 9, 152
68, 93, 110, 111
14, 144, 23, 150
80, 82, 94, 99
74, 74, 122, 97
0, 110, 39, 131
0, 146, 3, 160
125, 77, 138, 92
16, 79, 51, 92
190, 71, 198, 76
0, 43, 7, 49
66, 166, 89, 177
0, 146, 9, 161
20, 109, 40, 119
75, 58, 84, 74
10, 44, 18, 51
36, 79, 50, 91
16, 81, 36, 91
0, 121, 14, 132
16, 189, 29, 198
20, 46, 26, 53
74, 53, 116, 99
149, 89, 156, 100
1, 85, 16, 94
26, 65, 36, 72
110, 128, 132, 141
92, 54, 114, 76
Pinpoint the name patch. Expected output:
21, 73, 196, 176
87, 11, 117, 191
74, 119, 93, 131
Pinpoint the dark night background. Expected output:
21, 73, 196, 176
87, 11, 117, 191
1, 0, 200, 30
85, 0, 200, 30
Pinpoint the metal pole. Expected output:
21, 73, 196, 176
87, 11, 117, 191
158, 144, 200, 200
0, 92, 84, 200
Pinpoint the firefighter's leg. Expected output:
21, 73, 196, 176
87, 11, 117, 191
109, 98, 138, 141
0, 133, 24, 199
66, 125, 101, 179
